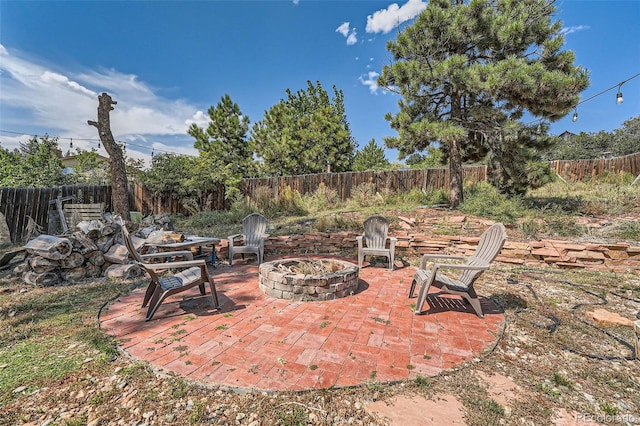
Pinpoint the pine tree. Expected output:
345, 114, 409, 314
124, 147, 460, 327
379, 0, 588, 205
188, 94, 254, 179
250, 81, 356, 176
353, 139, 390, 171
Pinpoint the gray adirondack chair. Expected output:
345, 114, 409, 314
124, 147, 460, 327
118, 218, 219, 321
357, 215, 397, 270
228, 213, 269, 266
409, 222, 506, 318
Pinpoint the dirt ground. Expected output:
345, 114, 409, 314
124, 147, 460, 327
1, 208, 639, 425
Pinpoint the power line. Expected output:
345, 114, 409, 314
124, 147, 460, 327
0, 129, 195, 157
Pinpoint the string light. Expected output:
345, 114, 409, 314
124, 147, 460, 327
572, 109, 578, 122
69, 138, 73, 149
616, 85, 624, 105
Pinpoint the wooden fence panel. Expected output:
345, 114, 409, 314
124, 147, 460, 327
2, 152, 638, 244
549, 152, 640, 181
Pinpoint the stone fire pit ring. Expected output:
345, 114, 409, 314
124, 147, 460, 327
258, 258, 359, 301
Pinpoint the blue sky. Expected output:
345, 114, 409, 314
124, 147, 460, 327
1, 0, 639, 166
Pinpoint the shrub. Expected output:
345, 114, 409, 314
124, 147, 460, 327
460, 182, 524, 224
303, 183, 340, 213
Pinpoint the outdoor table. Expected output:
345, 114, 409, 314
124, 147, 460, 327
148, 236, 221, 266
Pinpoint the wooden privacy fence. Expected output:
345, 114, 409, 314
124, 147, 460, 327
0, 183, 228, 244
549, 152, 640, 181
241, 165, 488, 202
1, 152, 639, 244
0, 185, 112, 244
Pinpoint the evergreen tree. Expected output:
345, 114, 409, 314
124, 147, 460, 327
250, 81, 356, 176
188, 94, 254, 179
379, 0, 588, 205
353, 139, 390, 171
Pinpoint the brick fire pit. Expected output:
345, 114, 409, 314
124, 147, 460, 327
258, 258, 359, 301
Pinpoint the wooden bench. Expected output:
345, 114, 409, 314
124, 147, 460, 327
63, 203, 105, 228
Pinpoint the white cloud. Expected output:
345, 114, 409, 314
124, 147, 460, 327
185, 111, 211, 130
0, 44, 202, 161
336, 22, 350, 37
359, 71, 380, 94
560, 25, 590, 35
336, 22, 358, 45
292, 0, 300, 4
346, 30, 358, 46
366, 0, 427, 34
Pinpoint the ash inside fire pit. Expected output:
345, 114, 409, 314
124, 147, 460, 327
258, 258, 359, 301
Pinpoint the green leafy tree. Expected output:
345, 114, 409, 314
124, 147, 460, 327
613, 115, 640, 156
139, 152, 237, 212
140, 154, 198, 197
250, 81, 356, 176
353, 139, 390, 171
543, 130, 612, 160
379, 0, 588, 206
69, 149, 110, 185
0, 136, 69, 187
405, 146, 444, 169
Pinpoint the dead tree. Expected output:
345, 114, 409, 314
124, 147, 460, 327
88, 93, 131, 221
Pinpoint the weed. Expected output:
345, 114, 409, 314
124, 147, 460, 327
371, 317, 391, 325
320, 321, 330, 328
309, 365, 318, 371
414, 375, 430, 388
169, 377, 190, 399
600, 402, 619, 415
551, 372, 574, 390
215, 324, 228, 331
188, 401, 207, 425
370, 370, 377, 380
64, 415, 88, 426
276, 404, 309, 426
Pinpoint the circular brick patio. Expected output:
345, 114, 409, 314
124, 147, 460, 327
100, 256, 504, 391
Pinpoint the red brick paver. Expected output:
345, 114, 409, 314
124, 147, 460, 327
100, 256, 504, 391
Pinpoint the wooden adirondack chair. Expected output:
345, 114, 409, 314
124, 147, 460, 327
228, 213, 269, 266
118, 218, 220, 321
409, 222, 506, 318
357, 215, 397, 270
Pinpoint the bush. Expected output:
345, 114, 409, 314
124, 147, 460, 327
302, 183, 340, 213
459, 182, 525, 224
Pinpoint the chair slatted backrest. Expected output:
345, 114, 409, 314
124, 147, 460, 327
364, 215, 389, 249
243, 213, 267, 246
120, 221, 143, 263
459, 223, 507, 285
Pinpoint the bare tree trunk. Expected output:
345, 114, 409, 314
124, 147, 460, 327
449, 95, 464, 208
449, 138, 463, 208
88, 93, 130, 221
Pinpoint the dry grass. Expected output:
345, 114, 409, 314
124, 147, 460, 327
1, 199, 639, 425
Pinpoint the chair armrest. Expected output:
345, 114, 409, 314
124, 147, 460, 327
140, 259, 207, 271
421, 254, 466, 269
355, 235, 363, 249
140, 250, 193, 261
432, 261, 490, 272
228, 234, 243, 240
